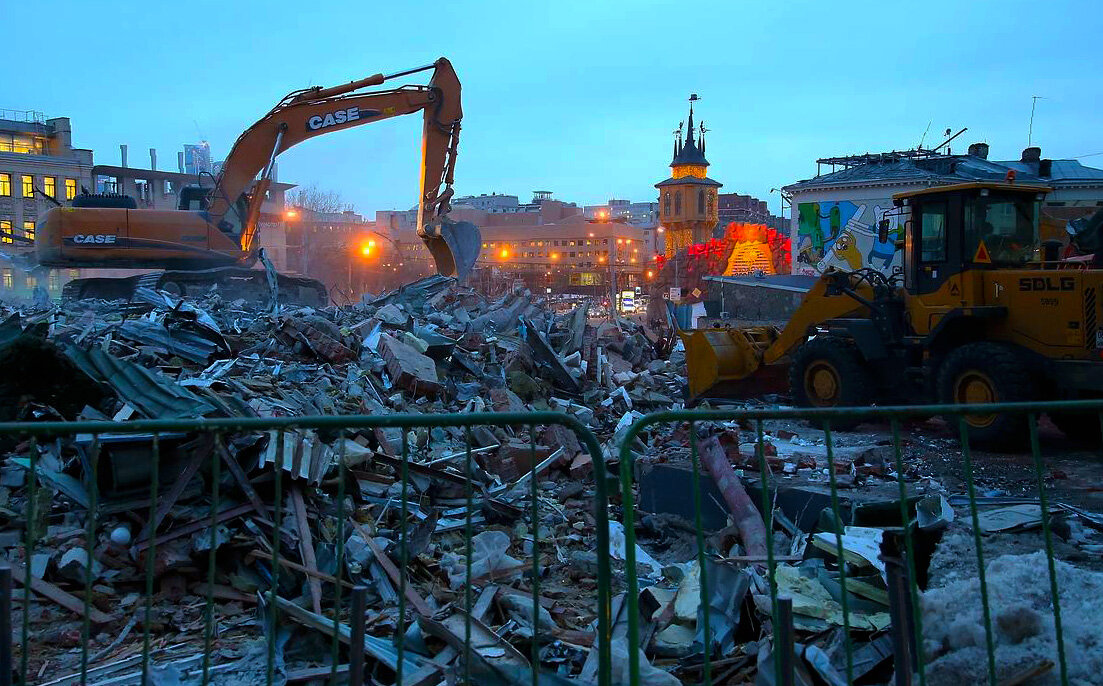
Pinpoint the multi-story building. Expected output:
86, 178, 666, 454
717, 192, 785, 230
453, 192, 520, 212
0, 110, 94, 249
584, 198, 660, 226
0, 110, 95, 300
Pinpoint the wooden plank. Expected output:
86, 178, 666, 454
286, 664, 348, 682
248, 550, 356, 590
189, 583, 257, 604
216, 440, 268, 521
8, 561, 113, 624
133, 503, 254, 554
347, 518, 433, 617
419, 612, 530, 674
273, 595, 433, 675
137, 436, 211, 543
290, 485, 323, 614
403, 586, 497, 686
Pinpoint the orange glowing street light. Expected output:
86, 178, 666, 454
550, 252, 559, 260
285, 209, 299, 220
499, 248, 509, 259
361, 239, 377, 257
647, 270, 654, 278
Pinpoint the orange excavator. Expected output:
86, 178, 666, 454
34, 57, 481, 304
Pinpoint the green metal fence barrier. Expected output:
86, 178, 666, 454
2, 411, 612, 686
616, 399, 1103, 686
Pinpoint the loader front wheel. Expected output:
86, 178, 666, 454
937, 342, 1033, 449
790, 337, 874, 429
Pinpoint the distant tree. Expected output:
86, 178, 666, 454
286, 184, 352, 216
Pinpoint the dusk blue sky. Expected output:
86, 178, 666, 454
8, 1, 1103, 216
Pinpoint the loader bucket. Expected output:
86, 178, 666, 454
680, 325, 785, 403
421, 218, 482, 282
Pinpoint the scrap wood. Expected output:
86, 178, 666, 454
215, 439, 268, 521
286, 664, 349, 682
290, 485, 323, 614
419, 611, 530, 676
7, 560, 113, 624
248, 550, 356, 589
189, 582, 257, 604
273, 595, 434, 675
372, 451, 470, 486
137, 436, 212, 543
36, 644, 194, 686
403, 585, 499, 686
347, 517, 433, 616
133, 502, 255, 554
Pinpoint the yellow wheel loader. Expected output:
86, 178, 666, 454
682, 181, 1103, 447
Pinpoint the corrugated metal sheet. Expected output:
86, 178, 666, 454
117, 319, 224, 363
63, 344, 216, 419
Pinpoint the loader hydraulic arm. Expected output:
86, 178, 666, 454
207, 58, 474, 277
760, 269, 876, 365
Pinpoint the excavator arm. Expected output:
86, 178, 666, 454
208, 57, 479, 279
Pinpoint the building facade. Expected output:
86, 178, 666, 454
0, 111, 94, 249
784, 143, 1103, 278
0, 110, 95, 300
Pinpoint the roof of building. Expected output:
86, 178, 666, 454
783, 149, 1103, 193
670, 101, 710, 167
93, 164, 295, 191
655, 176, 724, 188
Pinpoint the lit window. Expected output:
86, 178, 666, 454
65, 179, 77, 200
23, 221, 35, 241
2, 269, 11, 288
26, 276, 36, 287
68, 269, 80, 278
22, 175, 34, 198
0, 220, 10, 244
49, 272, 59, 290
44, 176, 56, 199
0, 173, 10, 197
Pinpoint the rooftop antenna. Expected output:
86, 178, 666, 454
917, 120, 932, 149
931, 127, 967, 154
1028, 95, 1044, 146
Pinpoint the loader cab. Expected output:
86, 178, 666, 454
893, 182, 1049, 296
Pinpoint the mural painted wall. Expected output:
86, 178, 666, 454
793, 200, 904, 277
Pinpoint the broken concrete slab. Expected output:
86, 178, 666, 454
376, 333, 442, 398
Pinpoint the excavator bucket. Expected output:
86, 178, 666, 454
422, 219, 482, 282
680, 325, 787, 403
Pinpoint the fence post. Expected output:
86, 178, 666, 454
882, 533, 915, 686
0, 565, 11, 686
349, 586, 367, 686
776, 596, 795, 686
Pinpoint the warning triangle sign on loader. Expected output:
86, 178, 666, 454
974, 240, 992, 264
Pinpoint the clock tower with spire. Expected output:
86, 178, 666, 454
655, 94, 723, 258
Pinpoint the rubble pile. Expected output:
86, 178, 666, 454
2, 275, 1102, 683
0, 276, 684, 682
618, 417, 1103, 685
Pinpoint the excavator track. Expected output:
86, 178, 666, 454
62, 267, 328, 306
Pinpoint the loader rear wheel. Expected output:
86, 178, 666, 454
789, 337, 873, 430
937, 343, 1033, 449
